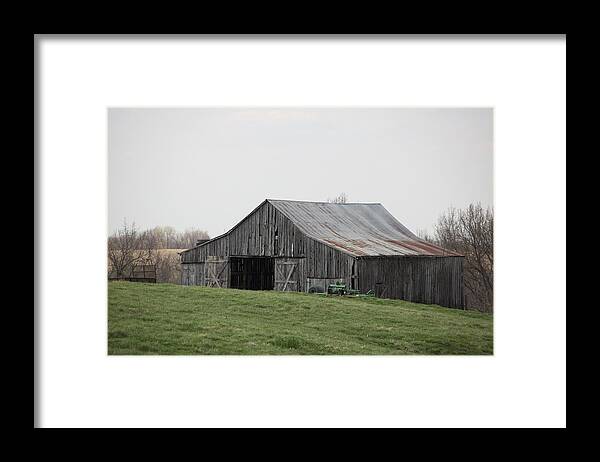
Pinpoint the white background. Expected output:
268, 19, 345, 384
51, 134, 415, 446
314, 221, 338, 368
36, 36, 566, 428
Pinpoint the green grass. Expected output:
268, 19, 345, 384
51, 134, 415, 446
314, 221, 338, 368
108, 281, 493, 355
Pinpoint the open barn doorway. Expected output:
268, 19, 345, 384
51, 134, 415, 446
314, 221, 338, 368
229, 257, 274, 290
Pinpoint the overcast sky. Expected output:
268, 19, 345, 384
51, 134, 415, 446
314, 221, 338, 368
108, 108, 493, 238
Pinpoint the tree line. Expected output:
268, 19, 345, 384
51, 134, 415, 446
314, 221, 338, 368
108, 222, 209, 283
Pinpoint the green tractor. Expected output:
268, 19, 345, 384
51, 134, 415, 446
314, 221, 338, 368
327, 281, 361, 296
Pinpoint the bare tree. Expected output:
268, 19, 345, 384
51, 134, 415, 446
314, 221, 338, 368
431, 203, 493, 312
138, 228, 161, 266
154, 251, 182, 284
109, 222, 210, 283
107, 220, 146, 278
328, 192, 348, 204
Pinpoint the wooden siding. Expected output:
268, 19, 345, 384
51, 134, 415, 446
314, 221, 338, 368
357, 256, 464, 308
181, 262, 204, 286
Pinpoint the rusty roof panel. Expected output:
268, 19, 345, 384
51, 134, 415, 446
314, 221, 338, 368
268, 199, 461, 257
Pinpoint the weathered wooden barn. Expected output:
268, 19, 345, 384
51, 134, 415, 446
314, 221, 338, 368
180, 199, 464, 308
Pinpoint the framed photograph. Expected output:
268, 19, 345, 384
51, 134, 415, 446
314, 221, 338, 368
35, 35, 566, 428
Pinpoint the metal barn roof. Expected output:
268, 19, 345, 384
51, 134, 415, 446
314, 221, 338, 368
268, 199, 460, 257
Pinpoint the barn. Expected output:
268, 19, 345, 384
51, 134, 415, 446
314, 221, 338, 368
180, 199, 464, 308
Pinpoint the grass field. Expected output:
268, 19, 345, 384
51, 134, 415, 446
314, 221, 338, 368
108, 281, 493, 355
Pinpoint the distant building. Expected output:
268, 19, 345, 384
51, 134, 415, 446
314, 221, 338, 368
180, 199, 463, 308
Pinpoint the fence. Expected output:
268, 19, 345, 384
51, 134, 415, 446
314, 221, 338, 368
108, 264, 157, 283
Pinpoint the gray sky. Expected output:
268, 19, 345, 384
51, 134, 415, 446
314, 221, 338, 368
108, 108, 493, 238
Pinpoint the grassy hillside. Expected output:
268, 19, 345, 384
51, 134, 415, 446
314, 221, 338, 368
108, 281, 493, 355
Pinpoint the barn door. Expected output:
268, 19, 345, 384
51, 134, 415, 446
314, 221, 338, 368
204, 257, 229, 288
274, 258, 300, 292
